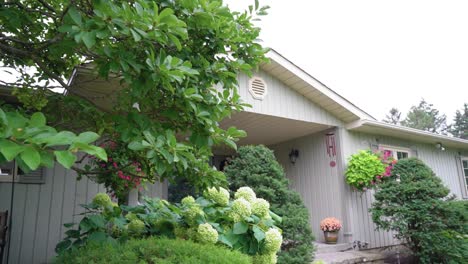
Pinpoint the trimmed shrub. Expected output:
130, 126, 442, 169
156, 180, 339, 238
371, 158, 468, 263
224, 145, 315, 264
54, 237, 252, 264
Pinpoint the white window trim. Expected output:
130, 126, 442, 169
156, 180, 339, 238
0, 161, 19, 183
460, 156, 468, 198
378, 144, 412, 160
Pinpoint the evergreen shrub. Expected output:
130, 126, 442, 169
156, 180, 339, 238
371, 158, 468, 263
224, 145, 315, 264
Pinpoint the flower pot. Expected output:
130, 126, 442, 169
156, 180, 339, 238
323, 230, 339, 244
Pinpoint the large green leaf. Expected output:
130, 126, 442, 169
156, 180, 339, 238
29, 112, 46, 127
77, 132, 100, 144
20, 146, 41, 170
54, 150, 77, 169
233, 222, 249, 234
0, 139, 25, 161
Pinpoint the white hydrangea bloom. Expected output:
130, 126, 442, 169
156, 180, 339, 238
234, 186, 256, 203
196, 223, 218, 244
264, 228, 282, 253
204, 187, 230, 206
252, 198, 270, 217
230, 197, 252, 222
92, 193, 112, 207
181, 196, 196, 206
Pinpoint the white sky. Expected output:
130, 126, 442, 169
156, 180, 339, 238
228, 0, 468, 122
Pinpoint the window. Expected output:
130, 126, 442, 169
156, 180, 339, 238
379, 145, 411, 160
0, 161, 18, 182
462, 157, 468, 193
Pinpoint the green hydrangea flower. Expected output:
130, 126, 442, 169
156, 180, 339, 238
181, 196, 196, 206
127, 219, 145, 235
252, 198, 270, 217
234, 187, 256, 203
183, 205, 204, 226
230, 198, 252, 222
253, 253, 277, 264
264, 228, 282, 253
111, 224, 127, 237
204, 187, 230, 206
125, 212, 139, 221
92, 193, 112, 207
196, 223, 218, 244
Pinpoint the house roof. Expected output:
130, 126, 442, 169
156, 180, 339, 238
346, 119, 468, 150
262, 49, 376, 123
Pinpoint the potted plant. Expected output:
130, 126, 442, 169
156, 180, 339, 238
320, 217, 342, 244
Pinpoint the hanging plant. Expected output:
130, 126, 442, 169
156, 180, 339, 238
345, 150, 396, 191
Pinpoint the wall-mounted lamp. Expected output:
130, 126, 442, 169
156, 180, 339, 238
435, 142, 445, 151
289, 149, 299, 164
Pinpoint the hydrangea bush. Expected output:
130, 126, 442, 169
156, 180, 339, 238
58, 188, 283, 263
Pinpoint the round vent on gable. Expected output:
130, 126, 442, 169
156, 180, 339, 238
248, 77, 267, 100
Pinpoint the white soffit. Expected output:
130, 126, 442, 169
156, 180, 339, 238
262, 49, 376, 123
346, 119, 468, 150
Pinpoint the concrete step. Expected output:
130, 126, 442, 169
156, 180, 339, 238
315, 242, 353, 254
314, 251, 385, 264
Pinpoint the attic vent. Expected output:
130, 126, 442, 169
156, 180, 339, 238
248, 77, 267, 100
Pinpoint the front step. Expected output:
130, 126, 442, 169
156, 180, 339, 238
315, 242, 353, 254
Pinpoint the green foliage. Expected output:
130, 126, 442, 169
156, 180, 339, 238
382, 107, 402, 125
401, 99, 448, 134
58, 189, 283, 263
0, 0, 269, 191
224, 145, 315, 264
370, 158, 467, 263
55, 237, 252, 264
0, 108, 106, 171
449, 103, 468, 139
345, 150, 386, 191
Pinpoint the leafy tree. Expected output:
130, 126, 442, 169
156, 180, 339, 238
382, 107, 402, 125
0, 1, 268, 191
224, 145, 315, 264
371, 158, 467, 263
401, 99, 447, 134
449, 103, 468, 139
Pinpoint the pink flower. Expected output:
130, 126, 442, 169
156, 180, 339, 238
113, 162, 118, 168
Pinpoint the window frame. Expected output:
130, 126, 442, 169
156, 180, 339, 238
0, 161, 19, 183
378, 144, 411, 160
460, 157, 468, 197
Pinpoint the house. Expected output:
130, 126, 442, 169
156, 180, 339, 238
1, 50, 467, 264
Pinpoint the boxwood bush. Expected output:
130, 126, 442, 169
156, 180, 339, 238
371, 158, 468, 263
224, 145, 315, 264
54, 237, 252, 264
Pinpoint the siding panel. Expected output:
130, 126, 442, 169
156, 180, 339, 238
341, 129, 464, 248
271, 129, 347, 243
0, 162, 167, 264
239, 71, 343, 127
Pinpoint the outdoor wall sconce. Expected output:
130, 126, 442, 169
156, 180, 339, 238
435, 142, 445, 151
289, 149, 299, 164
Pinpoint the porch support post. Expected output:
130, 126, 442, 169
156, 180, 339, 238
334, 127, 354, 244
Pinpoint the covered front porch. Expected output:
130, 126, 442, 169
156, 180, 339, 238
214, 111, 350, 244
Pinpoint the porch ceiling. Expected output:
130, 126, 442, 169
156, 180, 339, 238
220, 111, 332, 147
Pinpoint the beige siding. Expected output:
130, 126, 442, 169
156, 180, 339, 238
238, 71, 343, 127
271, 129, 348, 243
0, 163, 167, 264
340, 129, 465, 248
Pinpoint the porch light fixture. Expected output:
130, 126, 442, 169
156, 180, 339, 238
289, 149, 299, 164
435, 142, 445, 151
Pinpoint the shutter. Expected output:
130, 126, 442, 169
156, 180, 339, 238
18, 167, 45, 184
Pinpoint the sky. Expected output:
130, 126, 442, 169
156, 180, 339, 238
227, 0, 468, 122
